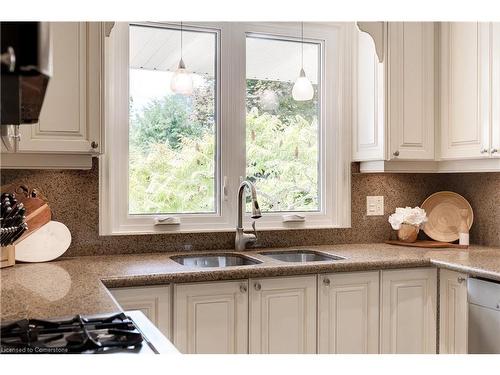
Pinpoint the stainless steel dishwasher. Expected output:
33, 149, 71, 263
468, 278, 500, 353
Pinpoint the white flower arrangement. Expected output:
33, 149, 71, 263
388, 206, 428, 230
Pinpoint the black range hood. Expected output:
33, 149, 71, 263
1, 22, 52, 125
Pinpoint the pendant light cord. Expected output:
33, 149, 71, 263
180, 21, 183, 59
301, 22, 304, 69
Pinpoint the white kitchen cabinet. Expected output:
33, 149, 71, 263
1, 22, 103, 169
380, 268, 437, 354
318, 271, 380, 353
439, 269, 468, 354
492, 23, 500, 158
353, 22, 435, 163
352, 27, 385, 161
388, 22, 435, 160
173, 280, 248, 354
440, 22, 491, 160
249, 275, 317, 354
109, 285, 172, 339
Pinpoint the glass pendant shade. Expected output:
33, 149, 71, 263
170, 58, 193, 96
292, 68, 314, 101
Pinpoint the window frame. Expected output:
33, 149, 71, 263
100, 21, 352, 235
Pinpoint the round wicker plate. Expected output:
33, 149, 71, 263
421, 191, 473, 243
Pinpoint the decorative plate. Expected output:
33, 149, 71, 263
421, 191, 473, 243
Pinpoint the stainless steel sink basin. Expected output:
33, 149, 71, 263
258, 249, 345, 263
171, 254, 261, 268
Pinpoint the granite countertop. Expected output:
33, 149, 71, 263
1, 243, 500, 322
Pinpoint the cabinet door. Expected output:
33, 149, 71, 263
440, 22, 491, 159
249, 275, 316, 354
388, 22, 434, 160
318, 271, 379, 353
352, 27, 385, 161
492, 23, 500, 158
439, 269, 468, 354
17, 22, 102, 154
109, 285, 172, 339
173, 280, 248, 354
380, 268, 437, 354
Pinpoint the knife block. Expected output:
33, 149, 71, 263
1, 245, 15, 268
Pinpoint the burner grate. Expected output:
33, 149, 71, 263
0, 313, 144, 354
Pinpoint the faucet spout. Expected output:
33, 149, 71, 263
237, 181, 261, 228
235, 180, 262, 251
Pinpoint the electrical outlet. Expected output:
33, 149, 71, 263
366, 196, 384, 216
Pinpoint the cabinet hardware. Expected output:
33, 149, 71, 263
491, 148, 498, 154
91, 141, 99, 149
254, 282, 261, 291
1, 46, 16, 72
392, 150, 400, 157
323, 278, 331, 286
239, 284, 247, 293
457, 277, 466, 284
480, 148, 489, 154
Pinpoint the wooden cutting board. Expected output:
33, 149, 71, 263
17, 197, 52, 242
1, 184, 52, 243
385, 240, 468, 249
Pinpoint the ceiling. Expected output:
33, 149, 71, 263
129, 24, 320, 84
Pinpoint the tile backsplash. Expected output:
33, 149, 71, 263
1, 159, 499, 257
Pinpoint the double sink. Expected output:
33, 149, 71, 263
171, 249, 345, 268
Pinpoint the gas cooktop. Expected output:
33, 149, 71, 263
0, 311, 177, 354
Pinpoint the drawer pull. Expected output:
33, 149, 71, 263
240, 284, 247, 293
254, 282, 261, 291
457, 277, 466, 284
323, 278, 331, 286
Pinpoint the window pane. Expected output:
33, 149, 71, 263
128, 25, 217, 214
246, 35, 321, 212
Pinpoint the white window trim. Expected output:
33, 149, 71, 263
99, 22, 352, 235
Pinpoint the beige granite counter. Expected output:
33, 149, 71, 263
1, 243, 500, 322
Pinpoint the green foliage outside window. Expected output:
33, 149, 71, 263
129, 77, 319, 214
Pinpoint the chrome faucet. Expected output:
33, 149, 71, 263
235, 180, 262, 251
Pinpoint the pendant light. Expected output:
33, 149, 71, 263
292, 22, 314, 101
170, 21, 193, 96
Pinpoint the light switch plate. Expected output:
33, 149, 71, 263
366, 196, 384, 216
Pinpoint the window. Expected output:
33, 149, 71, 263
245, 35, 321, 213
101, 22, 351, 235
128, 25, 218, 215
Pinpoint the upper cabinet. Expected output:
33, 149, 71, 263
1, 22, 103, 169
388, 22, 435, 160
490, 23, 500, 158
440, 22, 491, 160
355, 22, 500, 172
353, 22, 435, 163
352, 28, 385, 161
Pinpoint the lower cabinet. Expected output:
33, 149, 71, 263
109, 267, 443, 355
318, 271, 380, 353
109, 285, 172, 339
173, 280, 248, 354
439, 269, 468, 354
380, 268, 437, 353
249, 275, 317, 354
